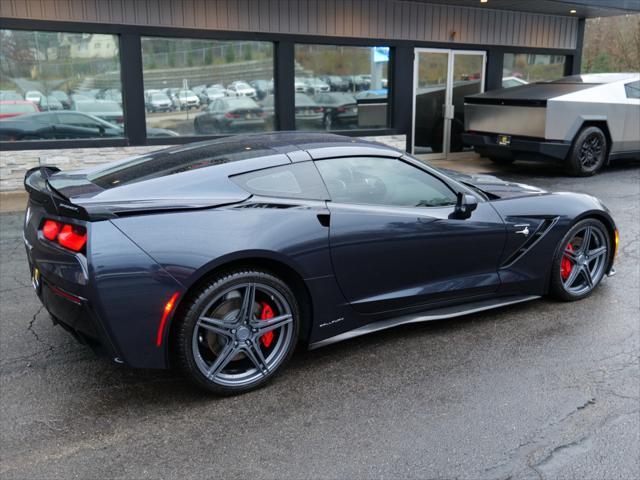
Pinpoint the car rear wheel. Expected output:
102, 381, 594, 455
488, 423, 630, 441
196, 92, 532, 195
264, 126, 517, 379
565, 126, 607, 176
549, 218, 610, 301
176, 269, 299, 395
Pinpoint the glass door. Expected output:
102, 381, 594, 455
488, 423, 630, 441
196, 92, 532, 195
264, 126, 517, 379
412, 49, 486, 158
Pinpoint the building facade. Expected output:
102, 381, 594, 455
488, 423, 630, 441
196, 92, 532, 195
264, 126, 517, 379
1, 0, 638, 191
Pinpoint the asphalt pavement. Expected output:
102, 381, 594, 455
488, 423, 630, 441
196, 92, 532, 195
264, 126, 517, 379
1, 159, 638, 479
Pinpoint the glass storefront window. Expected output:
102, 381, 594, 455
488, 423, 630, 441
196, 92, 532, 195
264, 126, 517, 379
293, 44, 390, 131
0, 29, 123, 142
141, 37, 274, 137
502, 53, 566, 88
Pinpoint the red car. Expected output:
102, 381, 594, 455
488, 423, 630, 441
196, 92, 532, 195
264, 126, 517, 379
0, 100, 39, 119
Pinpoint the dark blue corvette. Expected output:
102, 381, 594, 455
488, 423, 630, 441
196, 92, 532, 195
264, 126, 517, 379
24, 132, 618, 394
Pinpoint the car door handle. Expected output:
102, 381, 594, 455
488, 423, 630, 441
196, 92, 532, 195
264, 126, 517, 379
514, 224, 530, 236
317, 213, 330, 228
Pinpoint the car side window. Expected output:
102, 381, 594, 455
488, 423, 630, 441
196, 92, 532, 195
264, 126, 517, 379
624, 81, 640, 99
231, 162, 329, 200
314, 157, 458, 207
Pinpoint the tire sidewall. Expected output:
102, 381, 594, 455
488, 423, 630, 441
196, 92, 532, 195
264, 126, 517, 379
549, 218, 611, 302
176, 270, 300, 395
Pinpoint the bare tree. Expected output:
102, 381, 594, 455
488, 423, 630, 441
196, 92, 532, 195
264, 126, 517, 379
583, 14, 640, 73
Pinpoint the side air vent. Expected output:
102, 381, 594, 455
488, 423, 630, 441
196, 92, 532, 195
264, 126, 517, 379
500, 217, 558, 268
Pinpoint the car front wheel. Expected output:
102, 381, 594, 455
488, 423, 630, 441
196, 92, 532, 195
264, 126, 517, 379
549, 218, 611, 301
175, 269, 299, 395
565, 126, 607, 176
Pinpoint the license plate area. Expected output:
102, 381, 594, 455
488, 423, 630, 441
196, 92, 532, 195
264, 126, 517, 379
497, 134, 511, 147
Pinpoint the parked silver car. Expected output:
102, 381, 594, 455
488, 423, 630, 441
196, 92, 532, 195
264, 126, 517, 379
463, 73, 640, 176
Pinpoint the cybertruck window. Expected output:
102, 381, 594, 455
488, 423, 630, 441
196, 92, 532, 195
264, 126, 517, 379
624, 81, 640, 99
231, 162, 329, 200
315, 157, 457, 207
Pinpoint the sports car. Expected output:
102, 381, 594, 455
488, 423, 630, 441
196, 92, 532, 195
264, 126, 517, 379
23, 133, 618, 394
462, 73, 640, 176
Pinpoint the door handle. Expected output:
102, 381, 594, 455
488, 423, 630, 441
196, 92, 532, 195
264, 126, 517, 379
442, 104, 454, 120
317, 213, 330, 228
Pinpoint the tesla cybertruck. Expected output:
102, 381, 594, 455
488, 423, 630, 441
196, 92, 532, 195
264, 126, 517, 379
463, 73, 640, 176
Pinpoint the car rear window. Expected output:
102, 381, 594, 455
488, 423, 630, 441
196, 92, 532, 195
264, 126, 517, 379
76, 101, 121, 113
231, 162, 329, 200
88, 141, 275, 189
228, 98, 259, 108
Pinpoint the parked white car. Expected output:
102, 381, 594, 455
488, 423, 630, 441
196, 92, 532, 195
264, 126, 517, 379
24, 90, 44, 105
227, 81, 256, 98
175, 89, 200, 110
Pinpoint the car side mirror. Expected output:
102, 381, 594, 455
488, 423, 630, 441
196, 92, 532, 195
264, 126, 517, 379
452, 192, 478, 219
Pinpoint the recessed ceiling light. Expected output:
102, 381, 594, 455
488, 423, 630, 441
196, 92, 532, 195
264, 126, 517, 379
570, 9, 577, 14
481, 0, 488, 3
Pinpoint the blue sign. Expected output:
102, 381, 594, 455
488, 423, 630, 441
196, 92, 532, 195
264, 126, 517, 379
373, 46, 389, 63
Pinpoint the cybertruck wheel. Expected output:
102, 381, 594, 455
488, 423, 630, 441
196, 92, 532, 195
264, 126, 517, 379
549, 218, 610, 302
565, 126, 607, 176
176, 269, 299, 395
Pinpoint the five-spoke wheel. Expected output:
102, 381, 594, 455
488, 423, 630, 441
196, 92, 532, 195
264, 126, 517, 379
551, 219, 611, 301
176, 270, 299, 394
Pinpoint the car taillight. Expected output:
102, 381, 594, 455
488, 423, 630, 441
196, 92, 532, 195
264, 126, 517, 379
42, 219, 61, 240
224, 112, 241, 119
314, 107, 324, 113
41, 220, 87, 252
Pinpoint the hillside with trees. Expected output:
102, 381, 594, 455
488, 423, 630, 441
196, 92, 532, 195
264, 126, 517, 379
582, 14, 640, 73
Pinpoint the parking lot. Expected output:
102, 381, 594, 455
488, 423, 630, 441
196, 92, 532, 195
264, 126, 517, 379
0, 159, 638, 479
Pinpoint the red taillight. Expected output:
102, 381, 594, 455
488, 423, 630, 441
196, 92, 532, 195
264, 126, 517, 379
41, 219, 87, 252
57, 224, 87, 252
42, 220, 61, 240
314, 107, 324, 113
225, 112, 241, 119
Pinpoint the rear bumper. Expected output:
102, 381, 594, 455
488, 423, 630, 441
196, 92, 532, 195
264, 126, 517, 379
34, 269, 122, 361
24, 199, 185, 369
462, 132, 571, 160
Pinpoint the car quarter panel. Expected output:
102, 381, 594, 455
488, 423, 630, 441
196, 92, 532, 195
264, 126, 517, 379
110, 200, 342, 345
88, 220, 184, 369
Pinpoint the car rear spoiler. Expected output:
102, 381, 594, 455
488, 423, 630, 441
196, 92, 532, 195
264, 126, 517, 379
24, 166, 90, 220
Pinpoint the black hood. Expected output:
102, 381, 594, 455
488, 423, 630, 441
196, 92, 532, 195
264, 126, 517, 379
441, 169, 547, 199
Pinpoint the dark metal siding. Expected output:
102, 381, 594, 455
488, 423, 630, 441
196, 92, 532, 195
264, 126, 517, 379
0, 0, 579, 49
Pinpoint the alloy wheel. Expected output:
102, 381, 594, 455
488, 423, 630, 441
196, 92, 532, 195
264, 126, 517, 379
191, 282, 294, 387
578, 133, 604, 169
560, 225, 608, 296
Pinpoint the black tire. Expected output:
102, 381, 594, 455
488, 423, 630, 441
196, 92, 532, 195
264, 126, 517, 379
565, 126, 607, 176
175, 269, 300, 395
549, 218, 611, 302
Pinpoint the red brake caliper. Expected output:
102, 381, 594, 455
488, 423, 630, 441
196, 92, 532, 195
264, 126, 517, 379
561, 243, 574, 280
259, 302, 275, 348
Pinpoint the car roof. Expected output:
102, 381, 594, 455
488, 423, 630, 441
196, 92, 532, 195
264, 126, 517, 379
129, 132, 401, 164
